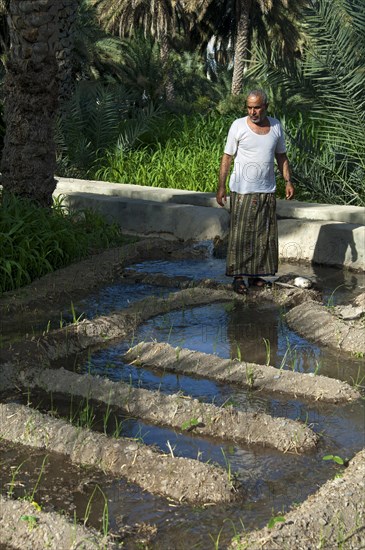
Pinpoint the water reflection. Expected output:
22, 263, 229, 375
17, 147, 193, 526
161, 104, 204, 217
137, 302, 363, 383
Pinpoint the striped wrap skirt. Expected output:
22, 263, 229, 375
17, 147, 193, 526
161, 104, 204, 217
226, 192, 278, 277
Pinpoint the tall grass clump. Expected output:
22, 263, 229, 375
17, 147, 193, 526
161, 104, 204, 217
94, 113, 234, 192
0, 193, 129, 293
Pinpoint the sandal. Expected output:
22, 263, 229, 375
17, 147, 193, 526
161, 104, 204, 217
232, 277, 248, 294
248, 277, 272, 288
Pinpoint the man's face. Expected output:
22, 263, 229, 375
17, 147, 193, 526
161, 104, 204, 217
246, 95, 268, 124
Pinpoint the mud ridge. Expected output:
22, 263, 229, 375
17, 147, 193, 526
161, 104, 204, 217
0, 288, 235, 373
230, 449, 365, 550
0, 402, 238, 504
0, 283, 324, 378
120, 267, 322, 308
286, 300, 365, 354
0, 494, 116, 550
0, 238, 206, 317
19, 367, 318, 453
124, 342, 361, 402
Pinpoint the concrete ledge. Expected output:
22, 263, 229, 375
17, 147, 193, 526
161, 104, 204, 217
54, 178, 365, 270
63, 192, 230, 241
55, 177, 365, 224
56, 177, 219, 208
277, 200, 365, 224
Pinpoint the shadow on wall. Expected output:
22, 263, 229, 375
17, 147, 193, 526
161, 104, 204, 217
312, 223, 359, 302
312, 223, 358, 267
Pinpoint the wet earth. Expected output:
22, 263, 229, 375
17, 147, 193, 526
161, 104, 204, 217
0, 239, 364, 549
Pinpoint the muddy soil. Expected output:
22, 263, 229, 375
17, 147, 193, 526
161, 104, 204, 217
0, 494, 116, 550
0, 402, 238, 505
18, 366, 318, 453
286, 299, 365, 354
0, 238, 364, 549
230, 448, 365, 550
124, 341, 361, 403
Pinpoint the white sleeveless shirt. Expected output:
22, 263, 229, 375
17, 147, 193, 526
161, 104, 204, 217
224, 116, 286, 194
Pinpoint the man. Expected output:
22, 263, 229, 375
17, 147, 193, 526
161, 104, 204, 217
216, 89, 294, 294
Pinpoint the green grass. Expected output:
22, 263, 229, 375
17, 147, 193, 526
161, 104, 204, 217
93, 113, 227, 192
90, 112, 309, 200
0, 192, 134, 293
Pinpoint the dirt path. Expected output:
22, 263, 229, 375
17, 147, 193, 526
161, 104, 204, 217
286, 300, 365, 354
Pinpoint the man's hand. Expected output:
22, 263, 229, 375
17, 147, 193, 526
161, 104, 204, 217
216, 187, 227, 207
217, 153, 232, 207
285, 182, 295, 200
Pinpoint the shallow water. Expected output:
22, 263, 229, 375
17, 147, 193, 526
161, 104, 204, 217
0, 283, 175, 349
1, 256, 364, 549
130, 257, 365, 304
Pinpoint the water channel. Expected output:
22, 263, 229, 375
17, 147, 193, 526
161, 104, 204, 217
1, 255, 364, 549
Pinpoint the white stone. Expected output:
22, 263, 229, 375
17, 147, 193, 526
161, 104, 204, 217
294, 277, 313, 289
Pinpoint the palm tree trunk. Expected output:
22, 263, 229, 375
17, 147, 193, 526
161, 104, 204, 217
57, 0, 78, 107
231, 0, 252, 96
160, 33, 175, 103
1, 0, 59, 207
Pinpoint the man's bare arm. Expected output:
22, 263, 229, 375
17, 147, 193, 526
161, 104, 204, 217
275, 152, 294, 200
216, 153, 232, 206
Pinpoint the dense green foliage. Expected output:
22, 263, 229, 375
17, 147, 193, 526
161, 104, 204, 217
0, 0, 363, 296
51, 0, 365, 206
249, 0, 365, 206
93, 114, 229, 192
0, 193, 131, 293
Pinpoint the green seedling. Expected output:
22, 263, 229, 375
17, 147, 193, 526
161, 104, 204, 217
278, 346, 290, 371
7, 459, 29, 498
236, 343, 242, 362
326, 284, 345, 308
350, 366, 365, 390
113, 415, 123, 438
221, 397, 238, 408
103, 398, 112, 435
27, 454, 49, 503
70, 301, 84, 324
83, 484, 109, 537
322, 454, 348, 466
221, 448, 233, 484
263, 337, 271, 366
181, 417, 200, 431
43, 320, 51, 335
20, 515, 39, 529
267, 515, 285, 529
314, 360, 322, 375
78, 399, 96, 429
167, 322, 174, 342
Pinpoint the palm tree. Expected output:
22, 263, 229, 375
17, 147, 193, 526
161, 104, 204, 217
1, 0, 59, 206
70, 0, 127, 87
0, 0, 10, 69
230, 0, 252, 95
249, 0, 365, 206
94, 0, 187, 102
186, 0, 307, 95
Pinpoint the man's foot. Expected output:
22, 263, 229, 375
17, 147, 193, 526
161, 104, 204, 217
232, 277, 248, 294
248, 277, 272, 288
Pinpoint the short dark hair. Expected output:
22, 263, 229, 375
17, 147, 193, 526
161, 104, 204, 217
247, 89, 268, 105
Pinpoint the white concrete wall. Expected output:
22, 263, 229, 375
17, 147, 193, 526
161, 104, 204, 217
54, 178, 365, 270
